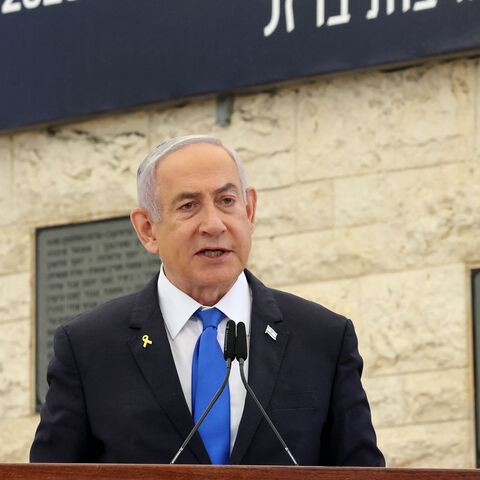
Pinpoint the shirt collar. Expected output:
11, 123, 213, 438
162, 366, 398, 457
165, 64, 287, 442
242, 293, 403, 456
157, 267, 251, 340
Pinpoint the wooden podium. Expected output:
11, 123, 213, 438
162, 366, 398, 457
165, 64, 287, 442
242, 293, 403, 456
1, 465, 480, 480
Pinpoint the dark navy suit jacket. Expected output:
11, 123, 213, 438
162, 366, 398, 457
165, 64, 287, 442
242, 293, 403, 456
30, 270, 385, 466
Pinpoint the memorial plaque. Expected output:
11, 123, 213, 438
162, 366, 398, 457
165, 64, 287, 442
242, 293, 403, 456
35, 216, 160, 409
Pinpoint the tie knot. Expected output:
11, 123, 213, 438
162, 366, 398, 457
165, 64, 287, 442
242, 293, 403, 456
194, 308, 224, 330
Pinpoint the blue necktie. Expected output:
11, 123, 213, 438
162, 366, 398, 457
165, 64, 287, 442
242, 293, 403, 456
191, 308, 230, 465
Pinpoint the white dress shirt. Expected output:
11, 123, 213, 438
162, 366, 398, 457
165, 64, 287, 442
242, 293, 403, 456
157, 268, 251, 452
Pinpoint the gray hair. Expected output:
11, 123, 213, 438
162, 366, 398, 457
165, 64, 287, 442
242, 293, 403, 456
137, 134, 247, 222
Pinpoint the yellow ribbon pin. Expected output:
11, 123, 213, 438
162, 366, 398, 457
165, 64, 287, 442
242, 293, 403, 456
142, 335, 153, 348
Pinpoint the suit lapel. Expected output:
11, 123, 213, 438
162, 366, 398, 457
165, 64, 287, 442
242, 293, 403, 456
229, 271, 290, 464
126, 275, 210, 464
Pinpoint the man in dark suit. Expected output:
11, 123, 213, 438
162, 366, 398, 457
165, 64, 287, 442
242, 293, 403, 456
31, 135, 384, 466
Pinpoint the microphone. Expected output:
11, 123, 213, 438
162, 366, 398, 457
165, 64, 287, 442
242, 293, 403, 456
170, 319, 237, 464
236, 322, 299, 466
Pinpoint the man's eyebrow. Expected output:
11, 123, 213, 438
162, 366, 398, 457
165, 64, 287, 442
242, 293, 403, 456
213, 183, 239, 195
171, 183, 240, 207
171, 191, 201, 205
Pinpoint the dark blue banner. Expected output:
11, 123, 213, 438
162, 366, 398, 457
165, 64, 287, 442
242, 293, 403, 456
1, 0, 479, 131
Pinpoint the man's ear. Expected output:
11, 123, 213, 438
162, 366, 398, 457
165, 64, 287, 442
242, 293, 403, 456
245, 187, 257, 232
130, 208, 160, 254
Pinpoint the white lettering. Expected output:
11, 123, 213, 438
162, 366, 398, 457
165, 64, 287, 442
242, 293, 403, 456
264, 0, 460, 36
317, 0, 325, 26
413, 0, 437, 10
1, 0, 21, 13
1, 0, 77, 13
285, 0, 294, 32
264, 0, 295, 36
23, 0, 41, 8
367, 0, 412, 19
327, 0, 351, 26
264, 0, 280, 36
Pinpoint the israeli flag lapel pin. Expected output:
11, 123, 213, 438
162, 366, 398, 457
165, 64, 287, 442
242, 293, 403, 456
265, 325, 278, 341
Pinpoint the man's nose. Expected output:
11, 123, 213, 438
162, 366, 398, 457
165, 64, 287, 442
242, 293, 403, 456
199, 204, 227, 235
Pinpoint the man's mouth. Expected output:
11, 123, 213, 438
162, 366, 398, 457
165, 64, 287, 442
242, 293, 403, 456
199, 249, 227, 257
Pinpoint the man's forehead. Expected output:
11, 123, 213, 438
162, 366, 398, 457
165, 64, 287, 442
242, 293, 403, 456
155, 143, 243, 201
156, 142, 239, 178
161, 142, 233, 163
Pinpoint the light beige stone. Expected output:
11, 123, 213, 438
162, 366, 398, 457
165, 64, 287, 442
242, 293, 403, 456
0, 136, 13, 227
150, 90, 296, 162
0, 226, 31, 275
334, 161, 480, 264
297, 61, 475, 181
248, 231, 336, 287
0, 273, 30, 323
0, 320, 31, 418
277, 278, 360, 326
376, 420, 475, 468
245, 151, 296, 190
255, 181, 333, 238
384, 162, 480, 249
12, 112, 149, 224
0, 415, 39, 462
359, 264, 467, 375
363, 368, 470, 428
334, 173, 390, 227
403, 368, 471, 425
249, 224, 407, 286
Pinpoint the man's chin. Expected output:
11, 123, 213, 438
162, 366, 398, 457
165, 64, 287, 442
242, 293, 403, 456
192, 268, 242, 290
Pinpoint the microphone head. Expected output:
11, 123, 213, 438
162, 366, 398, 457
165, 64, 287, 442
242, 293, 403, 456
224, 320, 236, 361
235, 322, 248, 361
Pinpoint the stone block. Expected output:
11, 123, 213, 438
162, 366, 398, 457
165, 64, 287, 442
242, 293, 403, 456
245, 151, 295, 190
376, 420, 474, 468
150, 90, 296, 163
255, 181, 333, 238
248, 224, 403, 287
0, 320, 31, 418
12, 112, 149, 224
363, 368, 470, 428
334, 161, 480, 264
0, 226, 31, 275
0, 136, 13, 227
334, 173, 389, 227
384, 162, 480, 250
248, 231, 336, 287
0, 273, 30, 323
297, 60, 475, 181
277, 278, 360, 327
359, 264, 467, 375
0, 415, 39, 462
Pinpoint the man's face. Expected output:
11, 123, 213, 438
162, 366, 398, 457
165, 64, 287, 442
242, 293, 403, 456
149, 143, 256, 303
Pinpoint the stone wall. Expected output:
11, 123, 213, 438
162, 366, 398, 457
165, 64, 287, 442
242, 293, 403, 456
0, 57, 478, 466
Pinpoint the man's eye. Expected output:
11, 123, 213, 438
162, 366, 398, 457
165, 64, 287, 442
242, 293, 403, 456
181, 202, 194, 210
222, 197, 234, 205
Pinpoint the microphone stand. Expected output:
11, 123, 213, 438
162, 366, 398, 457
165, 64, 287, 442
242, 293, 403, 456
170, 319, 236, 464
238, 358, 298, 466
170, 359, 232, 464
